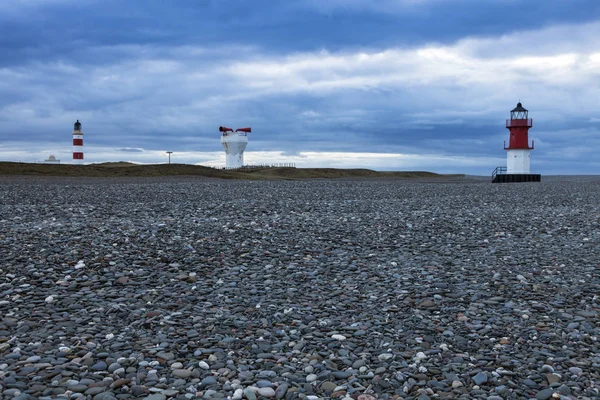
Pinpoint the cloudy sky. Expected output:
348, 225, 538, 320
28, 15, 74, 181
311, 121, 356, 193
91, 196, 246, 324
1, 0, 600, 174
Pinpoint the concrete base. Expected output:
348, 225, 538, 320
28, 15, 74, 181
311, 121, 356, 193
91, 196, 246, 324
493, 174, 541, 183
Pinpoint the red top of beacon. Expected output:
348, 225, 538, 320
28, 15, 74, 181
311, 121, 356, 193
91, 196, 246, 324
505, 102, 533, 150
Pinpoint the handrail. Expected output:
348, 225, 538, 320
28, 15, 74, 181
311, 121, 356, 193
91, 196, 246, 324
219, 163, 297, 170
504, 140, 534, 150
492, 166, 507, 182
506, 119, 533, 128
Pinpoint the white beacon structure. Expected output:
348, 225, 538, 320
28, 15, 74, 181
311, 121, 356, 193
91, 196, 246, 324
220, 126, 250, 169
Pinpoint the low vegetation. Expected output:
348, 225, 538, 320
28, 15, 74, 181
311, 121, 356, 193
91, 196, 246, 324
0, 162, 463, 180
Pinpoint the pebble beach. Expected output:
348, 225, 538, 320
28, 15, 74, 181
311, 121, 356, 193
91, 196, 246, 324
1, 176, 599, 400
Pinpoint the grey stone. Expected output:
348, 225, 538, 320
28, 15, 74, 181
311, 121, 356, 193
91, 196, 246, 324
472, 372, 488, 386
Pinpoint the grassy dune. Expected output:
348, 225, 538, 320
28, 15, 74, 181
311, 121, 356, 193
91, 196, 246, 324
0, 162, 463, 180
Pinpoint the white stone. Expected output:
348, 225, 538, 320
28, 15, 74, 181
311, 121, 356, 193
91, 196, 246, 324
378, 353, 393, 361
331, 334, 346, 341
257, 387, 275, 397
198, 361, 210, 370
232, 388, 243, 400
45, 296, 55, 303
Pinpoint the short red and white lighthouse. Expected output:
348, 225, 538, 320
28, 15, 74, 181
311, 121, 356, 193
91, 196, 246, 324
505, 102, 533, 174
72, 120, 84, 164
492, 102, 541, 183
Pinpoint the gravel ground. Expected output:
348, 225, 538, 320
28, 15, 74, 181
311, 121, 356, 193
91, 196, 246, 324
1, 177, 599, 400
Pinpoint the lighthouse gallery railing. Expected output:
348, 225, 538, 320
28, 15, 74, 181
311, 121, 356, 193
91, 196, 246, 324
506, 118, 532, 127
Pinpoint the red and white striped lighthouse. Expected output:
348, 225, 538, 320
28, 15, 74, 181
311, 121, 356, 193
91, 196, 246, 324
72, 120, 84, 163
493, 102, 541, 182
505, 102, 533, 174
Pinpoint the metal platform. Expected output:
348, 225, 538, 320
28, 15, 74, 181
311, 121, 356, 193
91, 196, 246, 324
492, 170, 541, 183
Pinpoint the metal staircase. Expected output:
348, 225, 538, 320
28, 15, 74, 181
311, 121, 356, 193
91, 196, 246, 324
492, 166, 506, 183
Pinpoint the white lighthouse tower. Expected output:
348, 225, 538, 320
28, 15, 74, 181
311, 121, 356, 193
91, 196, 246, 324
72, 120, 84, 164
220, 126, 250, 169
